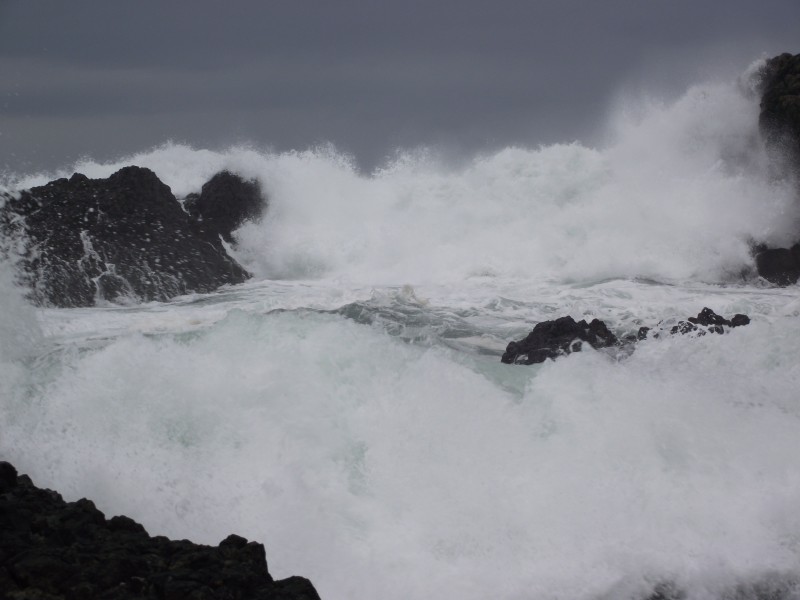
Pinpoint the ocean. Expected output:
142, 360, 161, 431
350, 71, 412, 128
2, 62, 800, 600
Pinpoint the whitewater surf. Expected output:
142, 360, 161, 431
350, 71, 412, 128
2, 60, 800, 600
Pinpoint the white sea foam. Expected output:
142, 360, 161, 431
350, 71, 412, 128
5, 74, 797, 287
1, 297, 799, 600
2, 64, 800, 600
0, 260, 42, 362
0, 259, 43, 445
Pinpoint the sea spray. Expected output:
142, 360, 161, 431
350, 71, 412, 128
2, 63, 800, 600
1, 296, 799, 600
0, 260, 42, 364
0, 259, 44, 479
4, 75, 797, 287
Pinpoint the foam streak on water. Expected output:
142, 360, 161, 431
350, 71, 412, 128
2, 67, 800, 600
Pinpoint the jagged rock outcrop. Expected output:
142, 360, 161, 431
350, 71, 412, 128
754, 52, 800, 285
502, 308, 750, 365
754, 243, 800, 286
0, 167, 251, 307
184, 171, 266, 244
501, 316, 618, 364
759, 52, 800, 167
661, 306, 750, 337
0, 461, 321, 600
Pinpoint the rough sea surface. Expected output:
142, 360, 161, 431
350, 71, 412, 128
2, 64, 800, 600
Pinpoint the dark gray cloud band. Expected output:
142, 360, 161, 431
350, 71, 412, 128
1, 0, 798, 172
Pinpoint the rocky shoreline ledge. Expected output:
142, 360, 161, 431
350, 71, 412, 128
501, 307, 751, 365
0, 462, 321, 600
0, 168, 265, 308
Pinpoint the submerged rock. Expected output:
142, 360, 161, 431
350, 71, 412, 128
0, 461, 321, 599
502, 308, 750, 365
641, 576, 800, 600
184, 170, 266, 244
501, 316, 618, 364
0, 167, 251, 307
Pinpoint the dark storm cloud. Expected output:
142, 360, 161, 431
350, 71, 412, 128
1, 0, 799, 172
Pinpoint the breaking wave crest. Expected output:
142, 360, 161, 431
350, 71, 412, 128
3, 61, 800, 600
5, 66, 798, 287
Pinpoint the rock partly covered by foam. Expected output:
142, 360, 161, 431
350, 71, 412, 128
184, 171, 267, 244
501, 316, 618, 364
660, 306, 751, 337
754, 52, 800, 285
0, 461, 321, 600
759, 52, 800, 165
502, 308, 750, 365
755, 243, 800, 286
0, 167, 251, 307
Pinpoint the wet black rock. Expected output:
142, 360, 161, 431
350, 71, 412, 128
694, 307, 750, 328
759, 52, 800, 167
668, 307, 751, 336
0, 461, 321, 600
501, 316, 618, 364
755, 244, 800, 286
642, 576, 800, 600
0, 167, 251, 307
184, 171, 266, 244
754, 52, 800, 285
502, 308, 750, 365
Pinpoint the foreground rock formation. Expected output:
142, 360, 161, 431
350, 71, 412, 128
0, 461, 320, 600
0, 167, 262, 307
754, 52, 800, 285
502, 308, 750, 365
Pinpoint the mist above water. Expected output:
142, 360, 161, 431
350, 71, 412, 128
2, 62, 800, 600
5, 62, 798, 289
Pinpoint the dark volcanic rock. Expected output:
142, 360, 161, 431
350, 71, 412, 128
502, 308, 751, 365
0, 460, 321, 600
759, 52, 800, 167
0, 167, 251, 307
754, 53, 800, 285
668, 307, 751, 336
755, 244, 800, 286
690, 306, 749, 329
184, 171, 266, 244
501, 316, 618, 365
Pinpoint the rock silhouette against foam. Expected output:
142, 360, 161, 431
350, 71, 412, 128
0, 461, 321, 599
0, 167, 251, 307
755, 243, 800, 286
502, 308, 750, 365
759, 52, 800, 167
754, 52, 800, 285
665, 306, 751, 336
184, 171, 266, 244
501, 316, 618, 364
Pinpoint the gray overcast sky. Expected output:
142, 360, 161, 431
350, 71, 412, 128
1, 0, 798, 173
